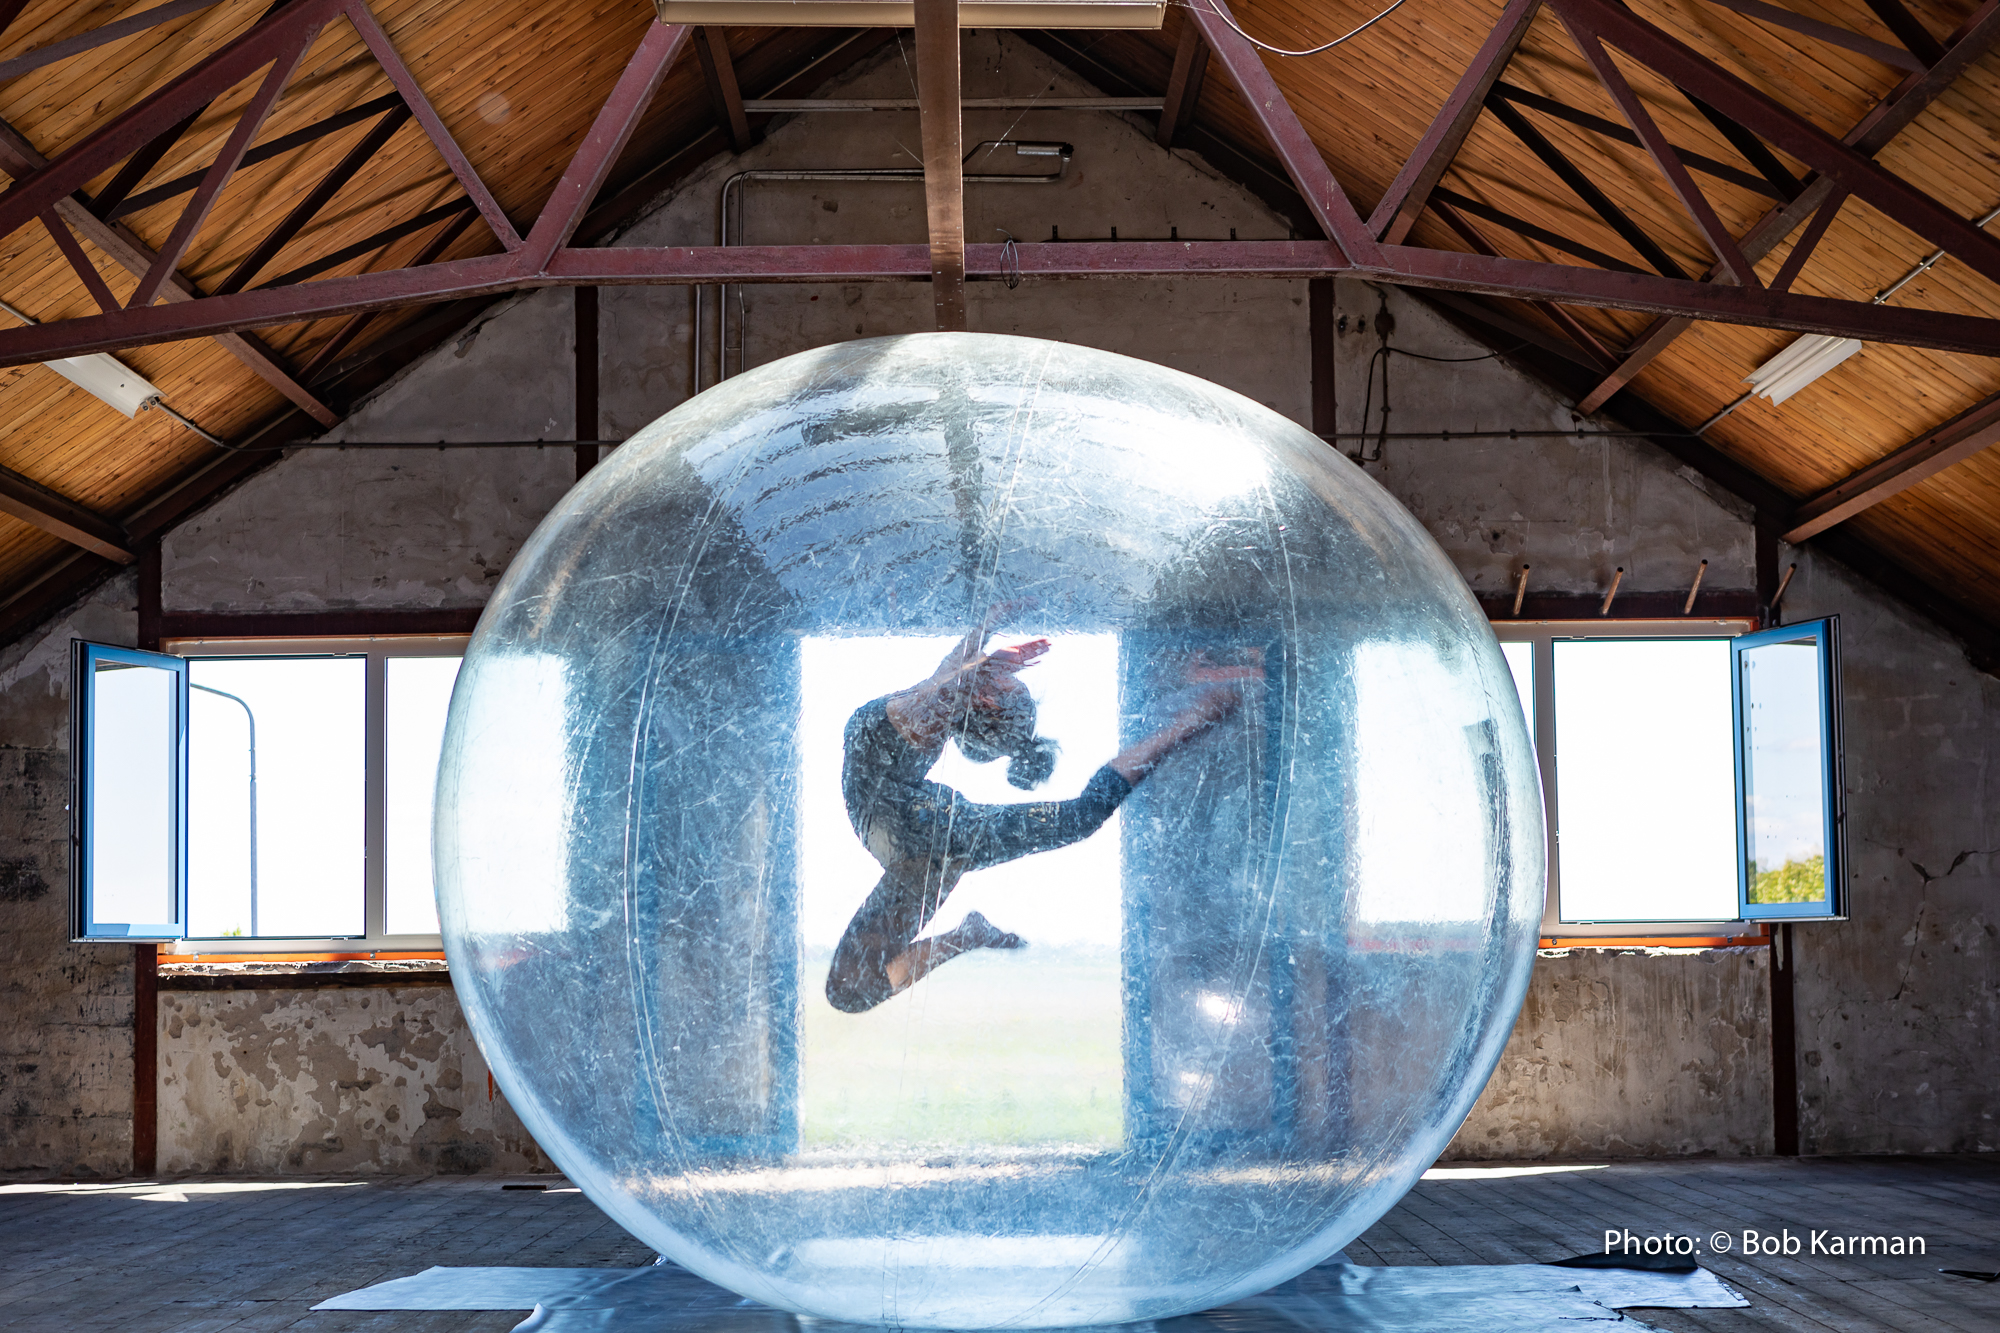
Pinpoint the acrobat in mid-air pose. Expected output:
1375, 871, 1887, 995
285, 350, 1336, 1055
826, 604, 1258, 1014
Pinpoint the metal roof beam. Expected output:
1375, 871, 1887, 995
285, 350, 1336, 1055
1574, 0, 2000, 413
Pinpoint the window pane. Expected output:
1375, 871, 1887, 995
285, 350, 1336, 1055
88, 660, 179, 929
386, 656, 463, 935
1739, 636, 1829, 906
1554, 639, 1735, 922
798, 634, 1123, 1151
189, 657, 365, 938
1499, 640, 1534, 747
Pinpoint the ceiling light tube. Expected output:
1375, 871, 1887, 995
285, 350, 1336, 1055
44, 353, 164, 418
1743, 333, 1862, 406
0, 297, 164, 417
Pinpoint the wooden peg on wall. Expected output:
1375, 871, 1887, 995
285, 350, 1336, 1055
1682, 559, 1708, 615
1511, 563, 1530, 617
1599, 566, 1624, 616
1770, 562, 1798, 621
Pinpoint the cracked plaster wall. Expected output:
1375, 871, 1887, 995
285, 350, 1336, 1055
0, 29, 1991, 1175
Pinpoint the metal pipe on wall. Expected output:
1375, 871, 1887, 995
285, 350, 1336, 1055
694, 142, 1072, 392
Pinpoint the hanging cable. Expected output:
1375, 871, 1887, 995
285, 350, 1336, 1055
1178, 0, 1412, 58
143, 397, 234, 450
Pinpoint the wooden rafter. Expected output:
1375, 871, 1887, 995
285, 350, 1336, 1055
1154, 19, 1206, 149
1785, 395, 2000, 543
914, 0, 967, 331
695, 26, 755, 152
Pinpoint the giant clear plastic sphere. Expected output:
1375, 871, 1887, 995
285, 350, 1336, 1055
436, 333, 1542, 1328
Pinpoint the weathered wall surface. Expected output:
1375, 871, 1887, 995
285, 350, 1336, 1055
1782, 555, 2000, 1154
157, 985, 548, 1174
1, 29, 1994, 1177
1448, 949, 1774, 1159
0, 577, 140, 1178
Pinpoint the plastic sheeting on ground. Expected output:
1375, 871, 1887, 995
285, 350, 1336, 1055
313, 1255, 1747, 1332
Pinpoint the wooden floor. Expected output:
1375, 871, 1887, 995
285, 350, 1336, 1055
1, 1157, 1995, 1332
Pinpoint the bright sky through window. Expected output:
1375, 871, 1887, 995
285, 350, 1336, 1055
1553, 639, 1736, 922
797, 632, 1125, 1149
188, 657, 365, 938
386, 656, 462, 935
1350, 640, 1495, 928
798, 633, 1124, 954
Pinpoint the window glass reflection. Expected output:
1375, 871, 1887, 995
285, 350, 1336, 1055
1739, 639, 1828, 905
88, 661, 178, 929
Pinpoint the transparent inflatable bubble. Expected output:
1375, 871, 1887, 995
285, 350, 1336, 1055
436, 333, 1543, 1329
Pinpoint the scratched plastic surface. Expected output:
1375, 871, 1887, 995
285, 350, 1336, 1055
434, 334, 1543, 1329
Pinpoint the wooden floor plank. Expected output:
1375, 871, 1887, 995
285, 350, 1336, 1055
5, 1160, 1994, 1331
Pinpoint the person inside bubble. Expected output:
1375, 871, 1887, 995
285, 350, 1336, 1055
827, 602, 1261, 1014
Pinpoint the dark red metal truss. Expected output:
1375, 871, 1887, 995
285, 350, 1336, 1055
2, 0, 1999, 368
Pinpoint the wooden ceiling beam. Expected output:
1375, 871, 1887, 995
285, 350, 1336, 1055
130, 23, 320, 309
1699, 0, 1922, 72
1153, 19, 1207, 149
0, 0, 230, 86
1858, 0, 1946, 66
1559, 12, 1758, 287
345, 0, 520, 250
1573, 0, 2000, 413
1784, 394, 2000, 543
217, 102, 413, 294
695, 27, 756, 152
1483, 95, 1688, 279
90, 104, 211, 223
914, 0, 967, 331
0, 466, 133, 563
104, 93, 404, 221
1369, 0, 1541, 246
0, 115, 338, 425
1430, 186, 1647, 274
38, 210, 119, 314
1490, 83, 1782, 200
1186, 0, 1379, 263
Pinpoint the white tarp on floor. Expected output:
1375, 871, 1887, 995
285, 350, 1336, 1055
314, 1256, 1748, 1332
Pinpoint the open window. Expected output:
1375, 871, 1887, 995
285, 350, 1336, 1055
1733, 618, 1844, 921
1494, 616, 1845, 940
70, 642, 188, 940
68, 636, 465, 951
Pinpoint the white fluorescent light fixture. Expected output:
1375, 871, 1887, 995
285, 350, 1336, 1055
1743, 334, 1862, 406
45, 353, 164, 418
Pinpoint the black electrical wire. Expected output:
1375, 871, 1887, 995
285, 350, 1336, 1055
1354, 340, 1528, 463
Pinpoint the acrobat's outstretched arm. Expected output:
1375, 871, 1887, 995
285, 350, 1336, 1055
887, 600, 1049, 747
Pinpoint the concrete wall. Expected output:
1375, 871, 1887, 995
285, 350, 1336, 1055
157, 984, 548, 1174
1448, 948, 1773, 1159
1782, 554, 2000, 1154
0, 576, 139, 1178
0, 29, 1993, 1176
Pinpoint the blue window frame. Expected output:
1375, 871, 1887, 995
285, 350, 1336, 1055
1733, 618, 1844, 921
70, 641, 189, 941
